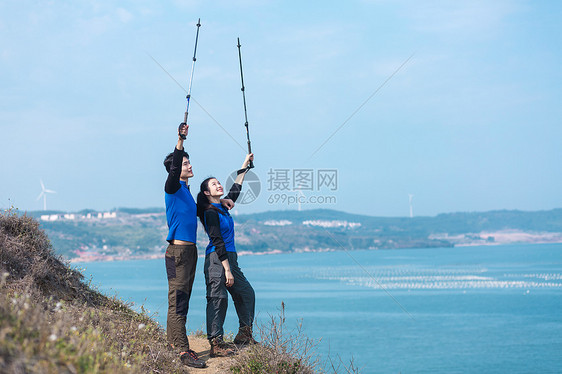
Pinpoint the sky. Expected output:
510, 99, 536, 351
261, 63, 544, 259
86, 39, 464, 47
1, 0, 561, 217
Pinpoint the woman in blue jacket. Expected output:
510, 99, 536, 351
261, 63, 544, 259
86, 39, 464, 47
196, 153, 256, 357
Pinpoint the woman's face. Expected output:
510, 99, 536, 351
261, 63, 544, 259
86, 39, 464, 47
206, 178, 224, 198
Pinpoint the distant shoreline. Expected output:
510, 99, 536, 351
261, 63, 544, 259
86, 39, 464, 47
430, 230, 562, 247
69, 248, 287, 263
68, 236, 562, 263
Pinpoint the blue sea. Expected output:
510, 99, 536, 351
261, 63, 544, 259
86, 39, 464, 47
77, 243, 562, 373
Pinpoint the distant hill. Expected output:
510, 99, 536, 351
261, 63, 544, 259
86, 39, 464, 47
27, 208, 562, 261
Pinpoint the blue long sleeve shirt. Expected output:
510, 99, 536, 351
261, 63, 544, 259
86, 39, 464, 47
165, 147, 197, 243
203, 183, 241, 260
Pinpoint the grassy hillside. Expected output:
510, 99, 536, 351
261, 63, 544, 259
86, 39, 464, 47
0, 209, 189, 373
0, 209, 336, 373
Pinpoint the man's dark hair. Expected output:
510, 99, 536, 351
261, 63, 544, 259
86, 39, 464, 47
163, 150, 189, 173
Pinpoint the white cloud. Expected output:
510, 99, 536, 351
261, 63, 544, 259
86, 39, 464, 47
116, 8, 134, 24
77, 14, 114, 36
403, 0, 523, 38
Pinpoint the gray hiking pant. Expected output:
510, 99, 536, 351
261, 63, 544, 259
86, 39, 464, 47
204, 251, 255, 340
165, 243, 198, 352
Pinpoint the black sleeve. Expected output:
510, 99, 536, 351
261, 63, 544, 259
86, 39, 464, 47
224, 183, 242, 203
204, 209, 228, 262
165, 147, 184, 194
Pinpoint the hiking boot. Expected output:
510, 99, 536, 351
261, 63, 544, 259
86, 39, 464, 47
180, 350, 207, 368
210, 337, 236, 357
233, 326, 258, 346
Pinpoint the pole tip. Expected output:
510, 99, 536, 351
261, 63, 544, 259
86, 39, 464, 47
237, 37, 241, 47
197, 18, 201, 27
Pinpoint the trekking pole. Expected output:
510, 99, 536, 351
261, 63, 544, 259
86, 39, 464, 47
180, 18, 201, 139
237, 37, 254, 169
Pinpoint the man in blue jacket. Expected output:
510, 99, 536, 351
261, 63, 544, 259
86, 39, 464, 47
163, 123, 233, 368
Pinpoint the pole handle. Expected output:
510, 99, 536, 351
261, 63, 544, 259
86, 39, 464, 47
179, 122, 187, 140
247, 137, 254, 168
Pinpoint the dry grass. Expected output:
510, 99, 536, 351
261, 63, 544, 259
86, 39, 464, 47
0, 208, 187, 373
229, 302, 318, 373
229, 303, 361, 374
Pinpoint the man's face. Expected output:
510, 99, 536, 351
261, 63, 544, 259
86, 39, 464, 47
180, 157, 193, 180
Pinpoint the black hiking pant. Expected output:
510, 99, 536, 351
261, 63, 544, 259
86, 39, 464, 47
204, 251, 255, 340
165, 243, 198, 352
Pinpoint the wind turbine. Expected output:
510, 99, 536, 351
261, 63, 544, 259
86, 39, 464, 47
37, 179, 56, 211
297, 190, 306, 211
408, 194, 414, 218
